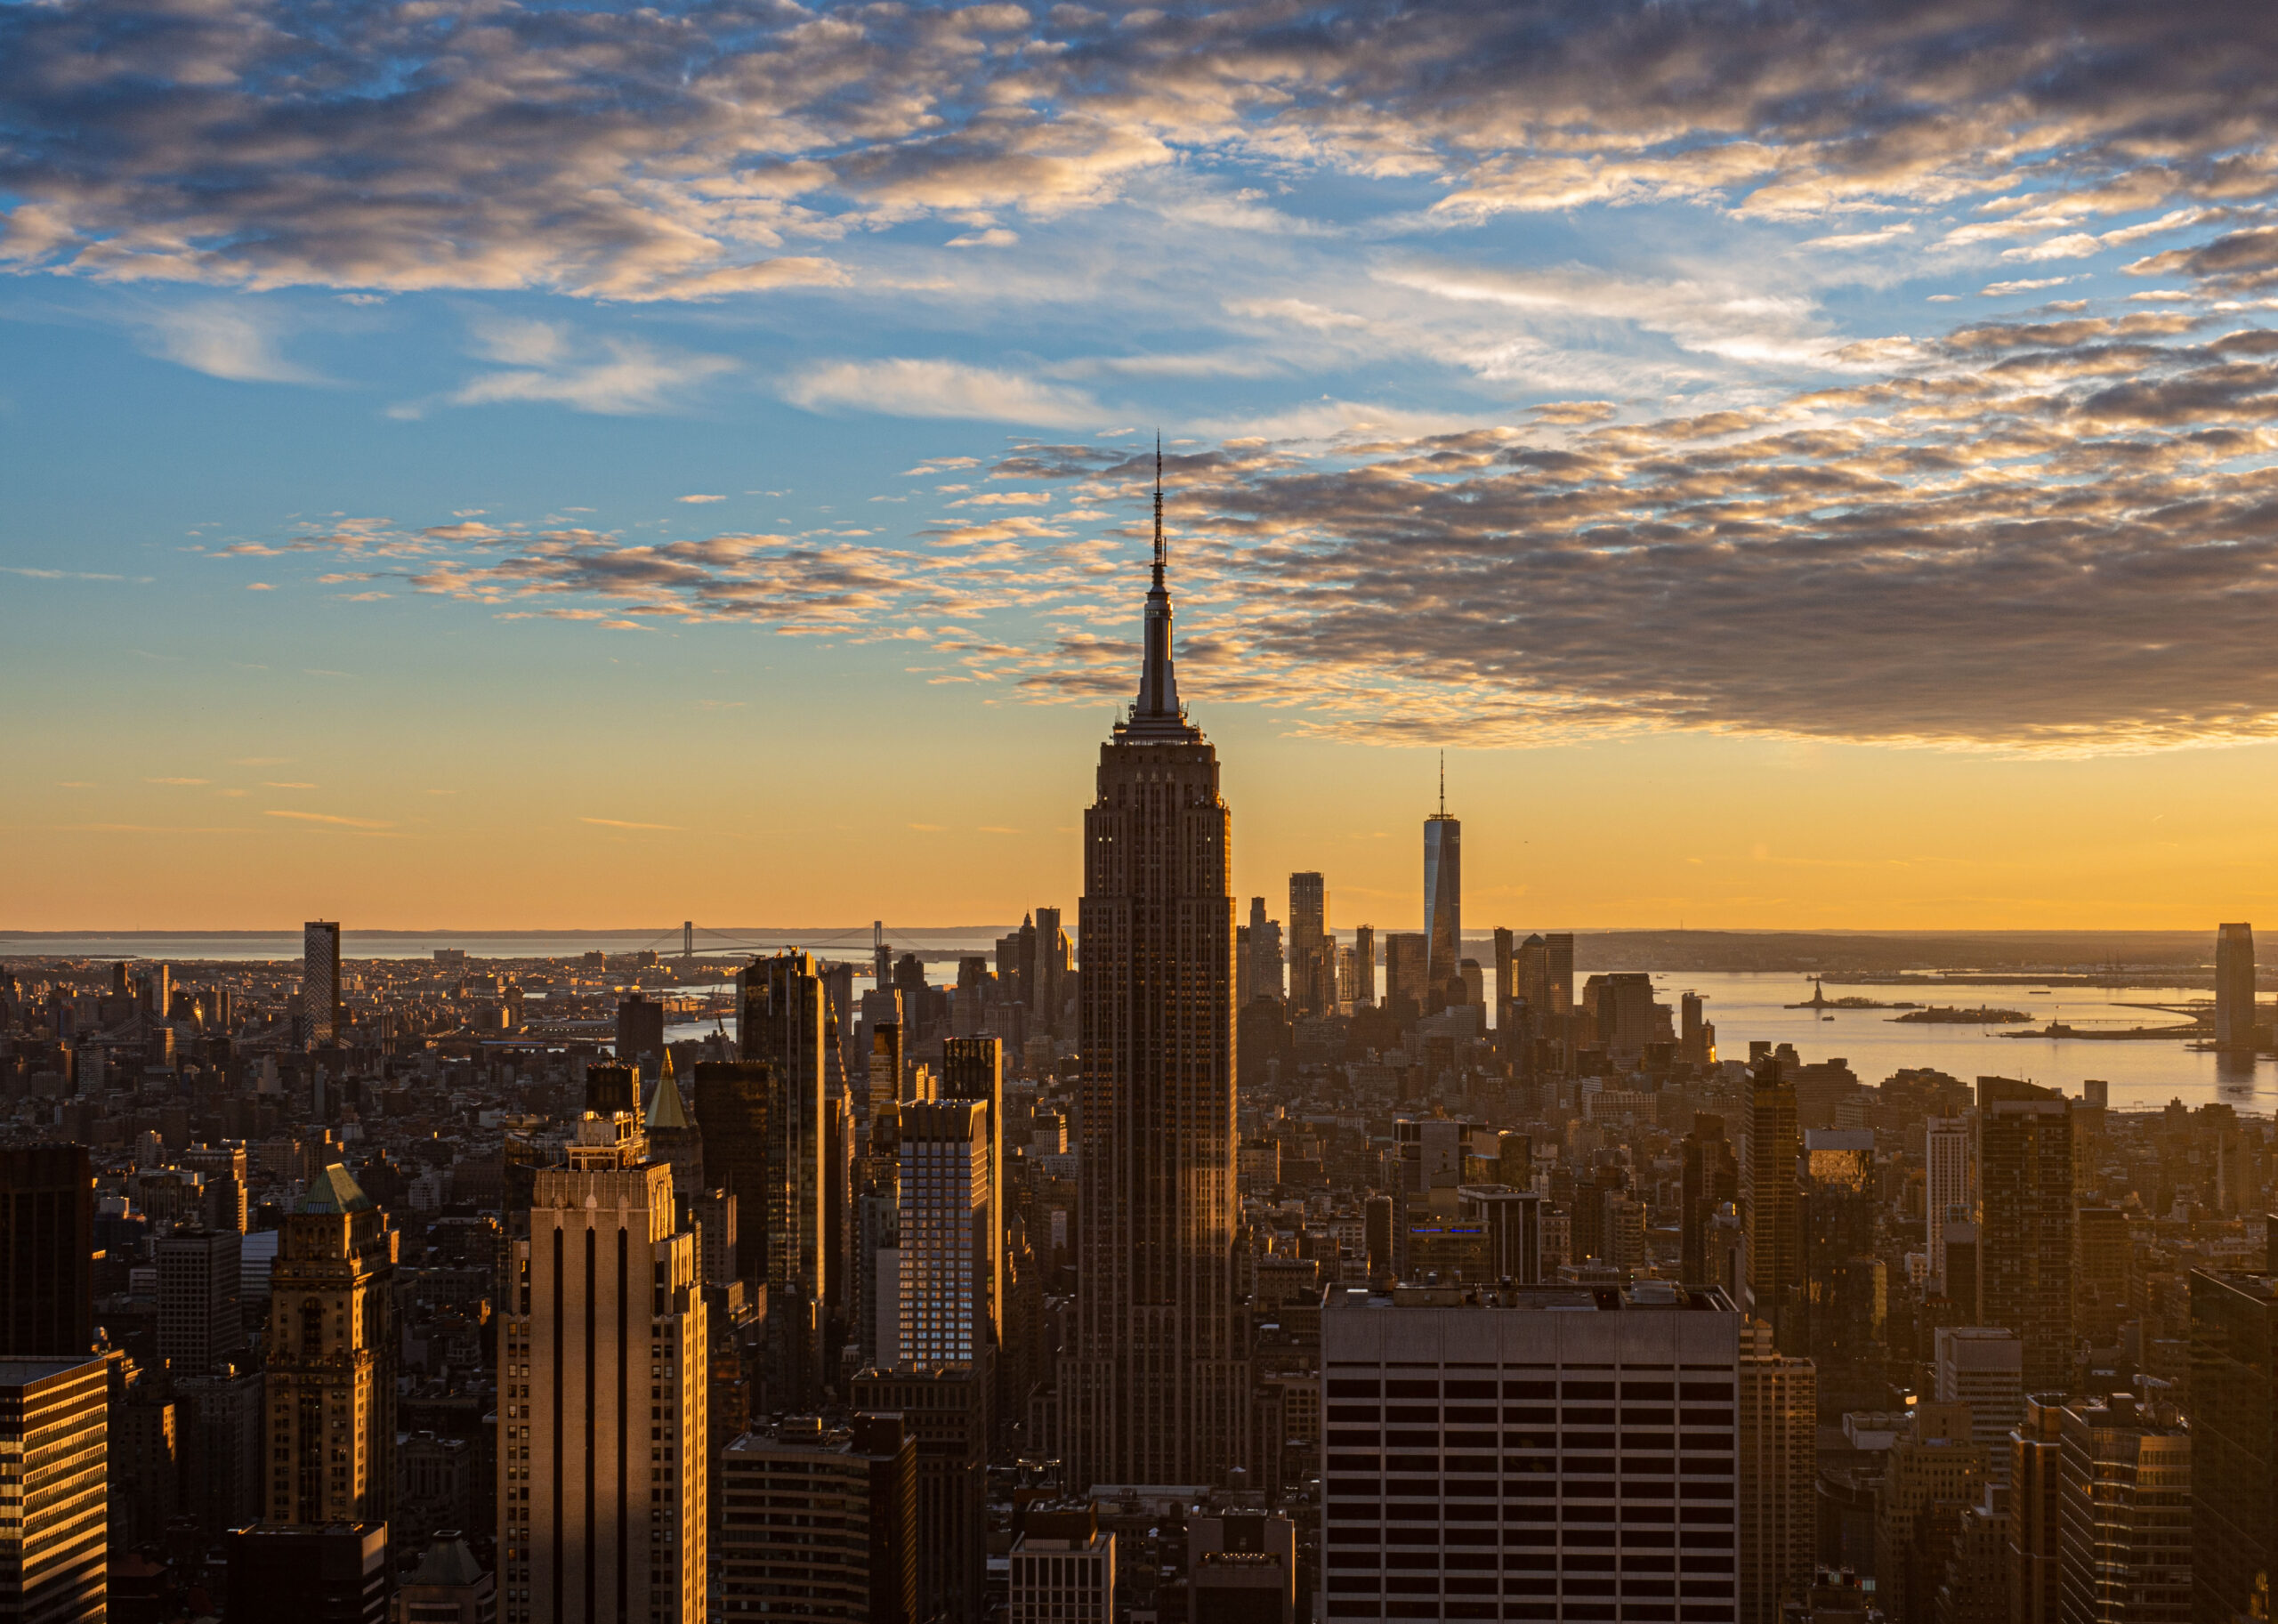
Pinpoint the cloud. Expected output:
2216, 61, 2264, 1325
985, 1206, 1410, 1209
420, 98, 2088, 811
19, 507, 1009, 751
138, 303, 320, 384
436, 323, 738, 416
579, 817, 682, 830
264, 809, 392, 828
145, 776, 209, 785
947, 229, 1019, 248
786, 360, 1098, 425
262, 780, 318, 788
676, 494, 727, 505
12, 0, 2278, 305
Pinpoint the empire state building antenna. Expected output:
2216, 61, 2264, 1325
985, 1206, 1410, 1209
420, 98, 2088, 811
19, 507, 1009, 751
1152, 431, 1165, 589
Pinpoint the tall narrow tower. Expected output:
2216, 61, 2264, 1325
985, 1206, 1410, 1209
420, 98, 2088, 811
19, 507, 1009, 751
1065, 442, 1245, 1489
1423, 755, 1461, 1001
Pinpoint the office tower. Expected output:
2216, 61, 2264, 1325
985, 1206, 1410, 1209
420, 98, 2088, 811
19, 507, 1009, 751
1542, 932, 1575, 1014
1493, 925, 1515, 1027
1320, 1279, 1742, 1624
224, 1523, 386, 1624
692, 1061, 768, 1292
2056, 1394, 2191, 1624
1680, 991, 1716, 1067
938, 1036, 1005, 1429
1065, 459, 1245, 1491
2073, 1207, 2130, 1348
263, 1164, 398, 1526
1352, 923, 1376, 1007
1245, 897, 1284, 1005
869, 1021, 905, 1128
852, 1365, 987, 1624
2012, 1398, 2065, 1624
1288, 872, 1329, 1016
0, 1146, 93, 1359
616, 991, 666, 1070
497, 1113, 707, 1624
1362, 1193, 1394, 1286
1738, 1320, 1816, 1624
644, 1054, 703, 1198
897, 1100, 991, 1366
395, 1534, 496, 1624
1873, 1405, 1988, 1624
1423, 761, 1461, 1002
1741, 1062, 1800, 1345
1934, 1328, 2024, 1460
157, 1227, 244, 1372
1458, 1184, 1542, 1282
2189, 1268, 2278, 1624
1587, 972, 1659, 1066
1684, 1116, 1740, 1288
2217, 922, 2257, 1050
0, 1354, 108, 1624
1383, 933, 1428, 1014
716, 1414, 917, 1624
1925, 1116, 1975, 1295
691, 1188, 737, 1290
737, 949, 831, 1400
1512, 932, 1550, 1018
1012, 1504, 1115, 1624
303, 920, 342, 1046
586, 1062, 643, 1119
1977, 1080, 2074, 1393
1801, 1129, 1885, 1413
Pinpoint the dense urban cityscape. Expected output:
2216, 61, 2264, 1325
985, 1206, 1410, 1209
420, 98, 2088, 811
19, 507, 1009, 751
4, 502, 2276, 1624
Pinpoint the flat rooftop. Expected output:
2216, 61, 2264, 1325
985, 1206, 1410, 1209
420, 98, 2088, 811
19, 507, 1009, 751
1327, 1282, 1736, 1313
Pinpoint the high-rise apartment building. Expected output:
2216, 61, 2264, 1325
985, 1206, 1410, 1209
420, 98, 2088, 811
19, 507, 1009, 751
2011, 1399, 2065, 1624
2056, 1394, 2191, 1624
1683, 1116, 1740, 1292
1064, 465, 1245, 1491
2217, 923, 2258, 1052
1351, 924, 1376, 1008
1423, 767, 1461, 1003
1925, 1116, 1975, 1296
0, 1146, 93, 1360
1977, 1079, 2074, 1393
1514, 933, 1552, 1022
1288, 872, 1331, 1017
1545, 933, 1576, 1014
1321, 1280, 1742, 1624
1741, 1063, 1800, 1347
2189, 1268, 2278, 1624
497, 1112, 707, 1624
1383, 933, 1429, 1014
939, 1037, 1005, 1361
737, 949, 832, 1402
303, 920, 342, 1046
0, 1355, 108, 1624
1934, 1328, 2024, 1462
898, 1101, 991, 1368
715, 1414, 917, 1624
2073, 1207, 2131, 1347
157, 1227, 244, 1373
1738, 1320, 1816, 1624
263, 1164, 398, 1526
615, 992, 666, 1070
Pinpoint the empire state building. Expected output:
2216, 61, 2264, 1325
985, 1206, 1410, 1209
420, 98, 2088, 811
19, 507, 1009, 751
1065, 451, 1247, 1490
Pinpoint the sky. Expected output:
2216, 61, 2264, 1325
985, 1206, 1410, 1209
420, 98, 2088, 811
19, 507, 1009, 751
7, 0, 2278, 933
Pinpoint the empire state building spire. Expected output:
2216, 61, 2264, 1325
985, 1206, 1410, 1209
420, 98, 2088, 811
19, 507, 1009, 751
1123, 434, 1195, 739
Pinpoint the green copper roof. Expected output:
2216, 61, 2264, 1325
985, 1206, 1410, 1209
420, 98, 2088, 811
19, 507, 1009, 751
647, 1062, 692, 1130
300, 1162, 376, 1214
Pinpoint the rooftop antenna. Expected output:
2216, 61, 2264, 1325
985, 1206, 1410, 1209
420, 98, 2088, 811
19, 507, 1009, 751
1438, 748, 1446, 817
1152, 432, 1165, 590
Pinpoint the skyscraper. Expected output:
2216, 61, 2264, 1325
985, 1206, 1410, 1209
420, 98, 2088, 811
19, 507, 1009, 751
497, 1112, 707, 1624
1351, 923, 1376, 1007
1545, 931, 1576, 1014
691, 1060, 769, 1294
263, 1164, 398, 1527
2190, 1267, 2278, 1624
1065, 448, 1244, 1491
1742, 1062, 1800, 1346
1925, 1114, 1975, 1295
303, 920, 342, 1046
1976, 1079, 2073, 1393
715, 1414, 917, 1624
897, 1100, 991, 1367
2055, 1394, 2191, 1624
0, 1146, 93, 1360
615, 991, 666, 1071
1383, 933, 1428, 1014
157, 1227, 244, 1374
0, 1354, 108, 1624
2217, 922, 2257, 1051
1738, 1320, 1816, 1624
737, 949, 832, 1402
1423, 756, 1460, 1002
1288, 872, 1329, 1017
1683, 1115, 1740, 1290
939, 1036, 1005, 1361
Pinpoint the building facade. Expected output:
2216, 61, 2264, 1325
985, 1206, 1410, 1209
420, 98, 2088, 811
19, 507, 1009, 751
0, 1356, 107, 1624
1064, 466, 1246, 1491
1737, 1321, 1816, 1624
303, 920, 343, 1046
1320, 1280, 1742, 1624
263, 1164, 398, 1527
